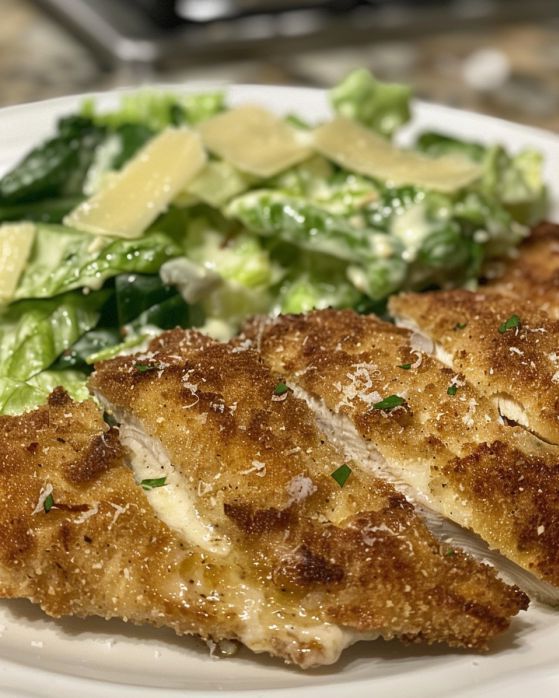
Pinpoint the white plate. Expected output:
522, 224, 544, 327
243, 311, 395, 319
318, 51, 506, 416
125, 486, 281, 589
1, 85, 559, 698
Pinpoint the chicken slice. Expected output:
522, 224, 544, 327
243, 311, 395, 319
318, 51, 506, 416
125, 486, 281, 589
390, 289, 559, 445
0, 388, 288, 648
483, 221, 559, 318
87, 329, 527, 661
240, 309, 559, 597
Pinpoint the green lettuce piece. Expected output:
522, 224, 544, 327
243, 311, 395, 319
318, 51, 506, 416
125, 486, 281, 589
415, 132, 548, 225
0, 116, 106, 205
53, 328, 121, 372
86, 333, 154, 365
415, 132, 486, 162
28, 370, 89, 402
361, 184, 524, 289
227, 190, 407, 299
0, 290, 109, 381
174, 207, 284, 290
330, 69, 411, 138
267, 158, 380, 216
266, 156, 334, 198
227, 190, 390, 265
81, 91, 225, 130
278, 271, 361, 314
0, 370, 89, 416
15, 224, 182, 299
0, 377, 45, 415
202, 280, 272, 336
0, 197, 82, 225
481, 146, 547, 225
186, 161, 254, 208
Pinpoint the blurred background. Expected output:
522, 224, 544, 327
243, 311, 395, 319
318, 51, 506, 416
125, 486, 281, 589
2, 0, 559, 130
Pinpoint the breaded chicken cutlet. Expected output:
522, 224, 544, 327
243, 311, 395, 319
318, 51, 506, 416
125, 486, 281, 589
483, 221, 559, 318
241, 309, 559, 598
81, 329, 527, 662
390, 290, 559, 446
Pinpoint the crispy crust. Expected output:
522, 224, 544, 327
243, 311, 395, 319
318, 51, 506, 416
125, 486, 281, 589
89, 329, 527, 654
0, 389, 226, 637
440, 440, 559, 582
390, 289, 559, 445
241, 308, 559, 587
484, 222, 559, 318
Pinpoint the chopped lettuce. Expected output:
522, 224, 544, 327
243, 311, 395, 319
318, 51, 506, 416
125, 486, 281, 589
268, 158, 379, 216
28, 370, 89, 402
0, 116, 106, 205
276, 250, 362, 314
227, 190, 387, 265
0, 370, 89, 416
81, 90, 225, 130
415, 132, 486, 162
0, 290, 109, 381
174, 216, 284, 332
415, 131, 547, 225
330, 68, 411, 138
15, 224, 182, 299
481, 146, 547, 225
185, 161, 254, 208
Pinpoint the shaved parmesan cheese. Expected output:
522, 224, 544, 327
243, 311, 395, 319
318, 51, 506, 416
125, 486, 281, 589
313, 118, 482, 193
198, 106, 311, 178
0, 222, 35, 303
65, 128, 206, 239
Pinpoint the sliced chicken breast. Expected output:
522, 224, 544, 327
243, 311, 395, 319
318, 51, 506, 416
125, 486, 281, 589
86, 329, 527, 660
240, 309, 559, 598
484, 221, 559, 318
390, 290, 559, 445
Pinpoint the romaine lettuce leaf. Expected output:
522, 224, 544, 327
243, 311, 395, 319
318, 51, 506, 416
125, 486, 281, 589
0, 116, 106, 204
278, 271, 361, 314
185, 161, 254, 207
227, 190, 390, 265
15, 224, 182, 299
0, 370, 89, 416
0, 290, 109, 381
415, 131, 547, 225
415, 132, 486, 162
267, 158, 379, 216
226, 190, 405, 299
28, 370, 90, 402
481, 146, 547, 225
81, 90, 225, 130
330, 69, 411, 138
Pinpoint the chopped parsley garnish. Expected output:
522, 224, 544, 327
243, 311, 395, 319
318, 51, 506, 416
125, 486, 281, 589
498, 314, 520, 334
43, 493, 54, 513
447, 384, 458, 396
331, 464, 352, 488
453, 322, 467, 330
141, 477, 167, 491
398, 363, 412, 370
373, 395, 406, 411
445, 548, 456, 557
273, 382, 289, 396
135, 362, 163, 373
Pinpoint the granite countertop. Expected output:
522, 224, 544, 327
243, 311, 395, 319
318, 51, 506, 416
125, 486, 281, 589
2, 0, 559, 132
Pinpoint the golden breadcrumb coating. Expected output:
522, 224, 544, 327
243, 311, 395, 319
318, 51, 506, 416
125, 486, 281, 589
241, 308, 559, 588
390, 289, 559, 445
484, 221, 559, 318
87, 330, 527, 658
